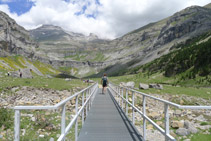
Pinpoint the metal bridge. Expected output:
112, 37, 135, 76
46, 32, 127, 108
14, 83, 211, 141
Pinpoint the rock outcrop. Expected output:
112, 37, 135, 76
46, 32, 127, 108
0, 11, 38, 58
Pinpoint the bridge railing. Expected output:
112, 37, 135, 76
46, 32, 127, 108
14, 82, 98, 141
108, 83, 211, 141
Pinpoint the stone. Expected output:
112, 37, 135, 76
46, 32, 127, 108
0, 134, 2, 138
56, 134, 60, 138
148, 112, 160, 120
119, 82, 126, 87
149, 84, 163, 89
176, 128, 190, 136
11, 87, 19, 92
195, 115, 206, 122
180, 99, 184, 105
49, 137, 54, 141
65, 78, 71, 81
170, 130, 177, 138
89, 80, 94, 83
147, 124, 153, 130
188, 125, 198, 134
126, 81, 135, 88
175, 110, 182, 116
31, 117, 36, 122
184, 120, 190, 129
139, 83, 149, 90
39, 134, 45, 138
156, 121, 163, 127
21, 129, 26, 136
171, 121, 184, 129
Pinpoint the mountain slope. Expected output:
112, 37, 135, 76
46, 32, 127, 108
0, 11, 38, 58
30, 4, 211, 75
89, 4, 211, 76
30, 25, 110, 61
0, 3, 211, 78
128, 32, 211, 75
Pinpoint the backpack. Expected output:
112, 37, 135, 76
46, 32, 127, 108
102, 77, 107, 85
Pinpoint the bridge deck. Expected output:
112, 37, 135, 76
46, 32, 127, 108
78, 88, 142, 141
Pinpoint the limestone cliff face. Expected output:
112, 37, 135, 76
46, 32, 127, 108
31, 5, 211, 73
0, 11, 38, 58
106, 6, 211, 66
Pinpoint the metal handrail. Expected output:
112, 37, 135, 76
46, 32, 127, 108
108, 83, 211, 141
14, 82, 98, 141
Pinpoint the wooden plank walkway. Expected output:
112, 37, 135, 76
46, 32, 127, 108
78, 88, 142, 141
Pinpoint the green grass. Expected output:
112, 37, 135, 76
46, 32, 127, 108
91, 52, 104, 62
32, 60, 59, 75
191, 133, 211, 141
200, 121, 211, 126
0, 56, 59, 75
0, 76, 88, 91
108, 73, 211, 100
0, 56, 26, 70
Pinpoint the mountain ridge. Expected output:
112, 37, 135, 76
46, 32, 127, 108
0, 3, 211, 77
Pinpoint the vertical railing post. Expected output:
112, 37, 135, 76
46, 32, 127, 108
89, 89, 91, 110
61, 104, 66, 140
132, 91, 135, 125
75, 96, 78, 141
118, 87, 120, 104
14, 110, 20, 141
126, 89, 128, 116
82, 92, 85, 126
121, 88, 124, 110
86, 90, 88, 117
142, 95, 146, 140
164, 103, 169, 141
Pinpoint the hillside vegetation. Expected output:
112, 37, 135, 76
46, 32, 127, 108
121, 32, 211, 87
0, 56, 59, 75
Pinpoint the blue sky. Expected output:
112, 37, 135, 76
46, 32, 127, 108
0, 0, 35, 16
0, 0, 100, 17
0, 0, 210, 39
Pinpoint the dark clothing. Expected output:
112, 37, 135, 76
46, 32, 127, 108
102, 76, 108, 87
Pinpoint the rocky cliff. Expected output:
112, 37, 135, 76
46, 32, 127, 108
0, 11, 38, 58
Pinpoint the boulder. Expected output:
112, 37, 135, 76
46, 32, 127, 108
89, 80, 94, 83
39, 135, 45, 138
147, 124, 153, 130
126, 81, 135, 88
176, 128, 190, 136
188, 126, 198, 134
184, 120, 190, 129
119, 82, 126, 87
49, 138, 54, 141
171, 121, 184, 129
11, 87, 19, 92
65, 78, 71, 81
148, 112, 160, 120
11, 68, 33, 78
149, 84, 163, 89
174, 109, 182, 116
184, 120, 198, 134
139, 83, 149, 90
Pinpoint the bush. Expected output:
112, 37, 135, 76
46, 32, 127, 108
0, 108, 13, 129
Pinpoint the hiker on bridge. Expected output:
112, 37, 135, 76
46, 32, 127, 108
101, 73, 108, 94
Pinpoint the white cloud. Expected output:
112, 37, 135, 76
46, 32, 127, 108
0, 0, 210, 39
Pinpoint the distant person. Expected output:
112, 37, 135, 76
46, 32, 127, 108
19, 69, 22, 78
101, 73, 108, 94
